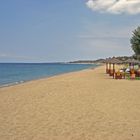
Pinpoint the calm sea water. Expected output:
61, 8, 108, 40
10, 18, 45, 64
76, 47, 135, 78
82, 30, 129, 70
0, 63, 97, 87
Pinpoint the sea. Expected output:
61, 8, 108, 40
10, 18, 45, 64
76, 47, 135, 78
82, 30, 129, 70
0, 63, 98, 87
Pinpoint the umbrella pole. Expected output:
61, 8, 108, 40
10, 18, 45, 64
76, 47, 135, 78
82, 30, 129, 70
107, 63, 108, 73
129, 63, 131, 70
106, 63, 108, 73
113, 64, 115, 79
109, 63, 111, 74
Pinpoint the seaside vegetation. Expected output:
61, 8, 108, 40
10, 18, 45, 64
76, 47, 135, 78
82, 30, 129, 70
131, 26, 140, 60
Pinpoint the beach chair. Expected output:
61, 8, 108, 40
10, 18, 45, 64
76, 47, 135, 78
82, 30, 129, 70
107, 69, 111, 74
130, 69, 135, 75
115, 71, 122, 79
130, 69, 136, 80
121, 72, 125, 79
136, 70, 140, 77
109, 70, 114, 76
130, 73, 136, 80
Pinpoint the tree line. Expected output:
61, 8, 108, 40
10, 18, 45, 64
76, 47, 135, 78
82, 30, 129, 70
131, 26, 140, 60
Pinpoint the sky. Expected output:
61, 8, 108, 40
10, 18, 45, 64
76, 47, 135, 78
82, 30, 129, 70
0, 0, 140, 62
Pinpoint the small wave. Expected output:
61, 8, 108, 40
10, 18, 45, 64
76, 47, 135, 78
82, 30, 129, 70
0, 80, 25, 88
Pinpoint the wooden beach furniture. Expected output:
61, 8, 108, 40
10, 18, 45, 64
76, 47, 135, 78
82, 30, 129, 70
135, 69, 140, 77
130, 73, 136, 80
115, 71, 122, 79
105, 57, 123, 79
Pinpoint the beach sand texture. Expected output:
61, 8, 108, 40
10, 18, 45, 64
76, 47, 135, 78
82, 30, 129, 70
0, 65, 140, 140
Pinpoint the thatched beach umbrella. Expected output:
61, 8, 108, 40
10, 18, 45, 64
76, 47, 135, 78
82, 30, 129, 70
109, 57, 122, 64
104, 58, 112, 74
124, 59, 140, 69
105, 57, 122, 78
109, 58, 122, 78
124, 58, 140, 64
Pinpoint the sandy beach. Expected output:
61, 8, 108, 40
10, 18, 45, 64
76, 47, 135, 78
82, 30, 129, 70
0, 65, 140, 140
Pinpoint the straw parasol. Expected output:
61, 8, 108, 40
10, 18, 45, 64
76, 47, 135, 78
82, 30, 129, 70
110, 58, 122, 77
124, 58, 140, 64
124, 58, 140, 69
104, 58, 112, 73
108, 57, 122, 64
105, 57, 122, 78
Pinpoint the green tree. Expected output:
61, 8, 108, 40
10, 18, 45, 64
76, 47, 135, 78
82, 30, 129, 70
130, 26, 140, 60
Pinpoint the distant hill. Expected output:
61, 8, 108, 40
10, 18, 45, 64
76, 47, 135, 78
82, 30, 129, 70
69, 59, 105, 64
69, 56, 133, 64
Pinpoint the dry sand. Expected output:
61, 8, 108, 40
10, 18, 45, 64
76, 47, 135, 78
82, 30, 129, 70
0, 65, 140, 140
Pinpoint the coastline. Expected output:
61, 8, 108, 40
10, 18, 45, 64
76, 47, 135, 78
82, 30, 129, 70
0, 64, 98, 89
0, 65, 98, 89
1, 65, 140, 139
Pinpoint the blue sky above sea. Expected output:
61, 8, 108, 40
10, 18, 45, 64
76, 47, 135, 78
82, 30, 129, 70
0, 0, 140, 62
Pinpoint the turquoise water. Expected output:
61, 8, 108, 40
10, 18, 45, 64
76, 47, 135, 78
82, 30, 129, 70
0, 63, 97, 87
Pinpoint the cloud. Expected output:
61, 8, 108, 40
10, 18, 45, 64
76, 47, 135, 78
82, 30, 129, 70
86, 0, 140, 14
0, 53, 8, 57
78, 35, 129, 40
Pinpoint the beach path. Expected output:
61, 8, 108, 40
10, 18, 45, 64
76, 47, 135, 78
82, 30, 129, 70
0, 66, 140, 140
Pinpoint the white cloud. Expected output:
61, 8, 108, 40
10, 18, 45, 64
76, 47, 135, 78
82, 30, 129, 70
86, 0, 140, 14
0, 53, 8, 57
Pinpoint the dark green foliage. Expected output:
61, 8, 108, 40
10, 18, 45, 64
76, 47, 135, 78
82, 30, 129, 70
130, 26, 140, 58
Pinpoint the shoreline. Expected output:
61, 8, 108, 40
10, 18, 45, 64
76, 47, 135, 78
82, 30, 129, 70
0, 65, 98, 89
